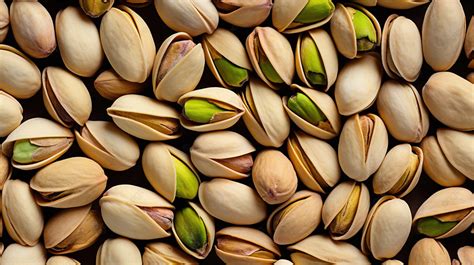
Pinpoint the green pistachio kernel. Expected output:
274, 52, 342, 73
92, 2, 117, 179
255, 37, 284, 84
173, 157, 199, 200
417, 217, 458, 237
12, 140, 39, 164
209, 46, 249, 87
183, 99, 229, 124
349, 8, 377, 52
294, 0, 335, 24
174, 206, 208, 252
300, 35, 327, 86
288, 93, 327, 125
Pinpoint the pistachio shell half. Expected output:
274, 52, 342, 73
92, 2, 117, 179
1, 243, 47, 265
94, 69, 145, 101
96, 238, 142, 265
408, 238, 451, 265
466, 17, 474, 68
0, 91, 23, 137
213, 0, 272, 28
0, 1, 8, 43
143, 242, 197, 265
47, 256, 80, 265
79, 0, 114, 18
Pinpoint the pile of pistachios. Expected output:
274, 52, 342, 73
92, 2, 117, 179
0, 0, 472, 264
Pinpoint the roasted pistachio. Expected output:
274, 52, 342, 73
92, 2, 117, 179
0, 0, 8, 43
94, 69, 145, 101
1, 243, 47, 265
408, 238, 451, 265
143, 242, 197, 265
96, 238, 142, 265
47, 256, 80, 265
213, 0, 272, 28
79, 0, 114, 18
0, 91, 23, 137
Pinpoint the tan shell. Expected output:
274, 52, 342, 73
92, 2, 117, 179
295, 29, 338, 91
94, 69, 145, 101
42, 66, 92, 127
190, 131, 256, 179
274, 259, 293, 265
216, 0, 272, 28
381, 15, 422, 82
56, 6, 103, 77
422, 72, 474, 131
466, 17, 474, 68
100, 6, 155, 82
75, 120, 140, 171
0, 91, 23, 137
377, 0, 429, 9
436, 129, 474, 181
335, 52, 383, 115
1, 243, 47, 265
322, 181, 370, 240
152, 32, 204, 102
382, 260, 404, 265
96, 238, 142, 265
408, 238, 451, 265
468, 72, 474, 83
178, 87, 245, 132
0, 1, 8, 43
0, 152, 11, 190
47, 256, 81, 265
198, 178, 267, 225
457, 246, 474, 265
143, 242, 197, 265
0, 44, 41, 99
107, 94, 181, 141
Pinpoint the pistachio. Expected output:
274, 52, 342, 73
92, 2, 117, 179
213, 0, 272, 28
94, 69, 145, 101
468, 72, 474, 83
382, 260, 404, 265
0, 91, 23, 137
96, 238, 142, 265
0, 0, 8, 42
1, 243, 47, 265
183, 98, 238, 124
300, 35, 326, 86
275, 259, 293, 265
12, 138, 72, 164
156, 40, 196, 82
47, 256, 80, 265
143, 242, 197, 265
456, 246, 474, 265
0, 152, 11, 189
288, 93, 327, 125
79, 0, 114, 18
466, 17, 474, 68
408, 238, 451, 265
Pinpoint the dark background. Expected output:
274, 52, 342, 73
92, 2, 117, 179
1, 0, 473, 264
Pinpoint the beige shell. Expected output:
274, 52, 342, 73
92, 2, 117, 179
1, 243, 47, 265
468, 72, 474, 83
47, 256, 81, 265
457, 246, 474, 265
2, 179, 44, 246
381, 15, 422, 82
152, 32, 204, 102
438, 128, 474, 179
0, 152, 11, 189
56, 6, 104, 77
335, 52, 383, 115
0, 44, 41, 99
10, 0, 56, 58
75, 120, 140, 171
241, 78, 290, 147
0, 91, 23, 137
322, 181, 370, 240
100, 6, 155, 82
177, 87, 245, 132
215, 0, 272, 28
422, 72, 474, 131
0, 1, 8, 43
382, 260, 404, 265
143, 242, 197, 265
107, 94, 181, 141
198, 178, 267, 225
42, 66, 92, 127
267, 190, 322, 245
466, 17, 474, 68
96, 238, 142, 265
408, 238, 451, 265
283, 85, 341, 140
94, 69, 145, 101
154, 0, 218, 36
190, 131, 256, 179
1, 117, 74, 170
353, 0, 430, 9
274, 259, 293, 265
295, 28, 338, 91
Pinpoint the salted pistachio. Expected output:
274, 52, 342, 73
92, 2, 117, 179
1, 118, 74, 170
335, 52, 383, 115
203, 28, 252, 88
79, 0, 114, 18
361, 196, 412, 260
240, 78, 290, 147
408, 238, 451, 265
213, 0, 272, 28
100, 184, 175, 240
215, 226, 281, 264
0, 152, 11, 189
173, 202, 215, 260
422, 72, 474, 131
199, 178, 267, 225
42, 67, 92, 127
152, 32, 204, 102
56, 6, 104, 77
94, 69, 145, 101
107, 94, 181, 141
351, 0, 429, 9
143, 242, 197, 265
0, 44, 41, 99
178, 87, 245, 132
0, 91, 23, 137
190, 131, 256, 179
377, 80, 429, 143
47, 256, 80, 265
322, 181, 370, 240
2, 179, 44, 246
466, 17, 474, 68
142, 142, 200, 202
267, 190, 322, 245
100, 6, 155, 83
75, 120, 140, 171
414, 187, 473, 239
1, 243, 47, 265
96, 238, 142, 265
246, 27, 295, 89
154, 0, 218, 36
456, 246, 474, 265
288, 235, 370, 264
338, 113, 388, 181
0, 0, 8, 42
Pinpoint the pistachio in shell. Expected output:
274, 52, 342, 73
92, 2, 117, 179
408, 238, 451, 265
455, 246, 474, 265
1, 243, 47, 265
47, 256, 81, 265
0, 152, 11, 189
94, 69, 146, 101
466, 17, 474, 68
79, 0, 114, 18
0, 91, 23, 137
96, 238, 142, 265
382, 260, 404, 265
0, 1, 8, 43
143, 242, 197, 265
213, 0, 272, 28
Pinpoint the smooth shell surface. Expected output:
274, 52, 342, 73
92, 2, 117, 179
0, 91, 23, 137
408, 238, 451, 265
1, 243, 47, 265
96, 238, 142, 265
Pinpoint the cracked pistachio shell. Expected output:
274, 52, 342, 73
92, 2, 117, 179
409, 238, 450, 265
381, 15, 422, 82
100, 6, 155, 83
2, 243, 47, 265
377, 80, 429, 143
361, 196, 412, 260
199, 178, 267, 225
267, 190, 322, 245
152, 32, 204, 102
413, 187, 473, 239
338, 113, 388, 181
457, 246, 474, 265
241, 78, 290, 147
75, 120, 140, 171
42, 67, 92, 127
0, 152, 11, 189
322, 181, 370, 240
143, 242, 197, 265
214, 0, 272, 28
56, 6, 103, 77
1, 118, 74, 170
466, 17, 474, 68
422, 72, 474, 131
246, 27, 295, 89
2, 179, 44, 246
422, 0, 465, 71
335, 52, 383, 115
96, 238, 142, 265
190, 131, 256, 179
47, 256, 80, 265
215, 226, 281, 264
288, 234, 370, 264
0, 0, 8, 42
154, 0, 218, 36
0, 91, 23, 137
94, 69, 145, 101
79, 0, 114, 18
0, 44, 41, 99
100, 184, 175, 240
30, 157, 108, 208
44, 205, 103, 254
107, 94, 181, 141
